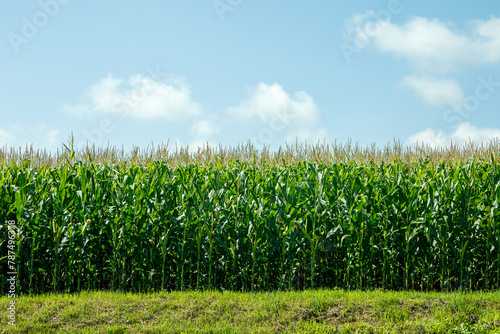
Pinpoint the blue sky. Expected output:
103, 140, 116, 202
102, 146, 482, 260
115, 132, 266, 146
1, 1, 500, 152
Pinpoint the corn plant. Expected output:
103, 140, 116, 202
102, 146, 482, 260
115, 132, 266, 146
1, 147, 500, 293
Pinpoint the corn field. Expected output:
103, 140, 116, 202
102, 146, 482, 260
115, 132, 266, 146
1, 141, 500, 293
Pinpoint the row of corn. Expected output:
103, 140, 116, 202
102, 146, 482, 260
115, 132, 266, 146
1, 156, 500, 293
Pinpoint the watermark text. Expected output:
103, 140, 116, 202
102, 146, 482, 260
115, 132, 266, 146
8, 0, 71, 53
5, 219, 18, 328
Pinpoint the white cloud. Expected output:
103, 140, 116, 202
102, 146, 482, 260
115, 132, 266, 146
406, 122, 500, 147
0, 123, 61, 150
63, 74, 202, 122
64, 77, 330, 149
43, 129, 61, 148
189, 119, 221, 138
400, 75, 464, 110
0, 128, 15, 146
346, 14, 500, 72
226, 82, 321, 126
345, 14, 500, 113
226, 82, 329, 145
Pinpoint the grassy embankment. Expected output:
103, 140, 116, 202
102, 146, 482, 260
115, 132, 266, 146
1, 289, 500, 333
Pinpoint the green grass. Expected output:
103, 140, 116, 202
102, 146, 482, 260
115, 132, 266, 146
1, 290, 500, 333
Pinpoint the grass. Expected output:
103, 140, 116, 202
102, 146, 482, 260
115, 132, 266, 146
1, 289, 500, 333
